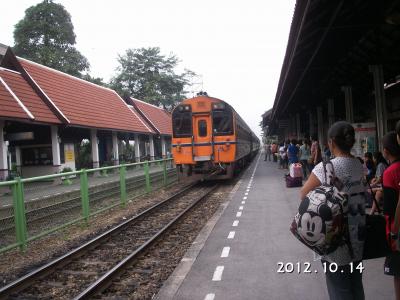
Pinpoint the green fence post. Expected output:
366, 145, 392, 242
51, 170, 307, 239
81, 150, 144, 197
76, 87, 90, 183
144, 161, 151, 193
80, 170, 90, 224
120, 165, 127, 207
163, 159, 168, 186
13, 178, 27, 251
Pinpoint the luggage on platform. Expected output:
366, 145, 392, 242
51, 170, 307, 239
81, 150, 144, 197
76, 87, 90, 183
285, 174, 302, 188
289, 163, 303, 178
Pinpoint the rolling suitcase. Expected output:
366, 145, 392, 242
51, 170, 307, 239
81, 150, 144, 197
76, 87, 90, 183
285, 174, 302, 188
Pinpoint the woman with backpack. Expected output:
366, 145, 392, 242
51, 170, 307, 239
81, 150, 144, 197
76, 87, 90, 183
300, 121, 366, 300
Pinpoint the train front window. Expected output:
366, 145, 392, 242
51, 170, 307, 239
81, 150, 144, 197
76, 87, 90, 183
172, 111, 192, 137
198, 120, 207, 137
212, 110, 233, 135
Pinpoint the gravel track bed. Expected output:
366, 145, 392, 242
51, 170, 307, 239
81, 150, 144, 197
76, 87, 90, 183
11, 184, 213, 299
98, 181, 236, 300
0, 180, 190, 287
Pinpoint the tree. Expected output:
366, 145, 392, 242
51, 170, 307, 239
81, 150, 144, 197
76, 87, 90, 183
13, 0, 89, 77
82, 74, 108, 87
110, 47, 195, 109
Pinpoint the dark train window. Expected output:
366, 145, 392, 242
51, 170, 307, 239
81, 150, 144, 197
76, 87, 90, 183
198, 120, 207, 137
212, 110, 233, 135
172, 111, 192, 137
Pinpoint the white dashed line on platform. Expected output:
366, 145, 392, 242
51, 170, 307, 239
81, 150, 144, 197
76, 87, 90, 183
239, 206, 243, 210
236, 211, 242, 217
232, 220, 239, 227
243, 196, 247, 200
204, 293, 215, 300
241, 201, 246, 204
212, 266, 224, 281
221, 247, 230, 258
245, 192, 248, 196
227, 231, 235, 239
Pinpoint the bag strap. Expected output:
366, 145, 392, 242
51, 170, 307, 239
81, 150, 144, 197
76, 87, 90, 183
322, 160, 337, 186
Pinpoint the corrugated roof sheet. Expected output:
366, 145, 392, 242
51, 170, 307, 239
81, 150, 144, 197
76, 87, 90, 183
130, 98, 172, 135
19, 58, 154, 133
0, 68, 61, 124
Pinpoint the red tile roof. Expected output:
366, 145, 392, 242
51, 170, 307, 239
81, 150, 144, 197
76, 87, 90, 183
0, 68, 61, 124
0, 70, 31, 121
19, 58, 154, 133
130, 98, 172, 135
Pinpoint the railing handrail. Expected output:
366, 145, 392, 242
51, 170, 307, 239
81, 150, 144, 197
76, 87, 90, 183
0, 158, 174, 184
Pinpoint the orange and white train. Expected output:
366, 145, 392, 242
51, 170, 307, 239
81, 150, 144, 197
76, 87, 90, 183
171, 93, 260, 179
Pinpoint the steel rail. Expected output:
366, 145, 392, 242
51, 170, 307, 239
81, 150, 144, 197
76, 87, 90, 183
0, 181, 199, 299
74, 183, 219, 299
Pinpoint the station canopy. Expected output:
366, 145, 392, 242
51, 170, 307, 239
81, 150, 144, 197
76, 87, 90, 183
270, 0, 400, 127
128, 98, 172, 136
0, 47, 154, 134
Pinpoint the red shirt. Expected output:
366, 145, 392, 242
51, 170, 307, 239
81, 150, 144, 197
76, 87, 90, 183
382, 161, 400, 250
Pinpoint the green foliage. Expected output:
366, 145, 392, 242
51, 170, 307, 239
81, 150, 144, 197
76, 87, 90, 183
111, 47, 195, 110
75, 140, 92, 170
61, 167, 73, 173
13, 0, 89, 77
82, 74, 108, 87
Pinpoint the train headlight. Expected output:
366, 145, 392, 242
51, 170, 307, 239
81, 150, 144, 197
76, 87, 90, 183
212, 103, 225, 110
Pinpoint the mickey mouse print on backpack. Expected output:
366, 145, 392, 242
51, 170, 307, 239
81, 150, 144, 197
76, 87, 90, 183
294, 121, 367, 300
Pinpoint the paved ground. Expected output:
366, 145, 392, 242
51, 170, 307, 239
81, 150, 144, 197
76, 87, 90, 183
158, 154, 394, 300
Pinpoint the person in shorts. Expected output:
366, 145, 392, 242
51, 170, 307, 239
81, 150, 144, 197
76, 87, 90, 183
381, 131, 400, 299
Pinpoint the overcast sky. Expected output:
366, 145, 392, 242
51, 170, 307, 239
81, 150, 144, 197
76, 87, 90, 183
1, 0, 295, 138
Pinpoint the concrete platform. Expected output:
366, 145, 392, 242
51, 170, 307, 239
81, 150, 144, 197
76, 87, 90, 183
157, 154, 394, 300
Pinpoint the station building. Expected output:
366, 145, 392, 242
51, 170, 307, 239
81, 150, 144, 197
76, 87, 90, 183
0, 46, 172, 180
264, 0, 400, 155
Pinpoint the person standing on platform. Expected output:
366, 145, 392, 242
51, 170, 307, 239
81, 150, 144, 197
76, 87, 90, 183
271, 142, 278, 162
287, 139, 299, 165
381, 131, 400, 300
264, 143, 271, 161
301, 121, 366, 300
310, 135, 322, 169
299, 139, 311, 179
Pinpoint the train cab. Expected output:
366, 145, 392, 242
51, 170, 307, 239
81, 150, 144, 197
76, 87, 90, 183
172, 94, 259, 178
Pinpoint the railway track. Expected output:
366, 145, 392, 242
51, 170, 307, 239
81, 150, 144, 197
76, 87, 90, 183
0, 181, 218, 299
0, 169, 176, 240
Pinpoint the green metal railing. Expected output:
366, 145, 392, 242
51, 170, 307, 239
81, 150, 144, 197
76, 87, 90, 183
0, 158, 176, 254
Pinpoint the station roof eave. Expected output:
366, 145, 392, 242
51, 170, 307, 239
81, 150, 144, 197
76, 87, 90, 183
0, 67, 61, 125
0, 47, 154, 135
271, 0, 400, 123
128, 97, 172, 136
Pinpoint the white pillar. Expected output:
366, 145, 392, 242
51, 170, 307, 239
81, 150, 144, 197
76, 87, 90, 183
342, 86, 354, 123
327, 98, 335, 127
51, 125, 61, 174
112, 131, 119, 165
91, 129, 100, 168
0, 121, 8, 180
15, 146, 21, 175
369, 65, 387, 151
134, 133, 141, 162
149, 135, 155, 160
161, 136, 167, 158
317, 106, 324, 146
